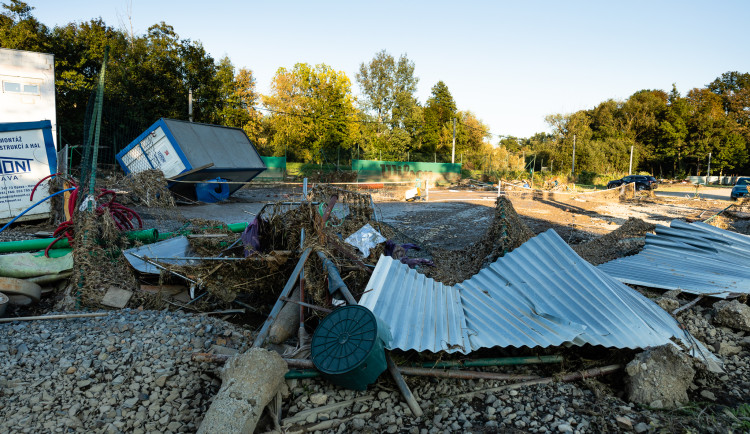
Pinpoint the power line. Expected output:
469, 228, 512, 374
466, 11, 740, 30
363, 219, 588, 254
253, 104, 514, 141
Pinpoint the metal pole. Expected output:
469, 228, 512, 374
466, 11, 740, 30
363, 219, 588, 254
628, 145, 633, 175
451, 117, 456, 164
189, 88, 193, 122
571, 136, 577, 175
706, 152, 712, 185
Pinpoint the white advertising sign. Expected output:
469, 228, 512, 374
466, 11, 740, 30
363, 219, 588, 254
0, 126, 54, 220
121, 126, 186, 178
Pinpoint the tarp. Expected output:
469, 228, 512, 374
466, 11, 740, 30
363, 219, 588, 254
352, 159, 460, 182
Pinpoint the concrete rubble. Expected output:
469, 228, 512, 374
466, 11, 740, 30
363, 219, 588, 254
198, 348, 287, 433
713, 299, 750, 332
625, 345, 695, 409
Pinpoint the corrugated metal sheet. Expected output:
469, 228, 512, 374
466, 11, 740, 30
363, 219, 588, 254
123, 236, 198, 274
598, 220, 750, 298
360, 229, 716, 368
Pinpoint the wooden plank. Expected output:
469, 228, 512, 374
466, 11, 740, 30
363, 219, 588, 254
252, 248, 312, 348
166, 163, 214, 181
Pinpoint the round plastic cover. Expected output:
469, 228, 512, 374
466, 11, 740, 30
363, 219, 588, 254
311, 305, 379, 374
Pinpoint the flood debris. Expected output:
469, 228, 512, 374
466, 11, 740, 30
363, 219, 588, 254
626, 345, 695, 409
360, 229, 720, 373
599, 219, 750, 297
573, 217, 655, 265
427, 196, 534, 285
713, 299, 750, 332
197, 348, 287, 434
6, 174, 750, 432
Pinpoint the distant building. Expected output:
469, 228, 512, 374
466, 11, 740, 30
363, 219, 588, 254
0, 48, 58, 222
0, 48, 56, 149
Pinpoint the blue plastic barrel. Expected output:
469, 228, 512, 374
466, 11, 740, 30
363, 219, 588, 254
195, 178, 229, 203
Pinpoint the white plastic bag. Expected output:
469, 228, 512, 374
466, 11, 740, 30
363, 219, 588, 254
344, 223, 386, 257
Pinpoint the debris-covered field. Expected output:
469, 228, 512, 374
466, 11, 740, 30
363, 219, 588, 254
2, 179, 750, 433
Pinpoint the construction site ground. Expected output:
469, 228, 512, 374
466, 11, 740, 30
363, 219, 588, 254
3, 181, 750, 433
180, 184, 743, 251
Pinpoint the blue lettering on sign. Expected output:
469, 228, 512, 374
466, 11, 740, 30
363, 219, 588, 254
0, 157, 33, 175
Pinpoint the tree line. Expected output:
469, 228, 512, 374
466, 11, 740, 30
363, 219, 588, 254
2, 1, 749, 179
524, 76, 750, 179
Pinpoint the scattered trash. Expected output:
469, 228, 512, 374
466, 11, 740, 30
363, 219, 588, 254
0, 250, 73, 279
100, 287, 133, 308
0, 276, 42, 305
344, 223, 386, 257
123, 236, 198, 274
195, 177, 230, 203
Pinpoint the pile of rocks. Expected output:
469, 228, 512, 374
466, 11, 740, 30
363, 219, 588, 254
0, 309, 250, 433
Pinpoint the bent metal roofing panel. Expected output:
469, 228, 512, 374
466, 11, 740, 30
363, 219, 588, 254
359, 229, 718, 368
598, 220, 750, 298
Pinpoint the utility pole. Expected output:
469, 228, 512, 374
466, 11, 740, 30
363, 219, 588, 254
451, 118, 456, 164
706, 152, 712, 185
189, 89, 193, 122
628, 145, 634, 175
571, 134, 576, 176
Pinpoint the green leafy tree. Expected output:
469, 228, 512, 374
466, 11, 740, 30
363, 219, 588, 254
0, 0, 49, 51
422, 81, 457, 159
263, 63, 360, 162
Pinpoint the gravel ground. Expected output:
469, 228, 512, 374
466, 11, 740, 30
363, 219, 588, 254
0, 310, 250, 433
2, 298, 749, 433
3, 186, 750, 433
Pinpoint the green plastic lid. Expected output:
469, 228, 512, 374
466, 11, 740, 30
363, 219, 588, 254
311, 305, 379, 375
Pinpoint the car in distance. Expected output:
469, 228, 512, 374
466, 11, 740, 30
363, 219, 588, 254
731, 177, 750, 200
606, 175, 658, 191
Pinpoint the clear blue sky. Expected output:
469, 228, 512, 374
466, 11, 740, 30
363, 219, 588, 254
32, 0, 750, 140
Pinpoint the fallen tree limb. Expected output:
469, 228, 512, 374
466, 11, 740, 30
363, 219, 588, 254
398, 366, 540, 381
281, 396, 374, 426
0, 312, 108, 323
446, 364, 623, 401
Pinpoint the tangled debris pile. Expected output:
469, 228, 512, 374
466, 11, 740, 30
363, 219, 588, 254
427, 196, 533, 285
573, 217, 655, 266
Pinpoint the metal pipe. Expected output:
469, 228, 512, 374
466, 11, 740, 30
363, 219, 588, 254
399, 366, 539, 381
0, 312, 108, 323
0, 228, 158, 254
279, 296, 332, 313
285, 369, 320, 379
448, 364, 622, 401
416, 355, 562, 369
